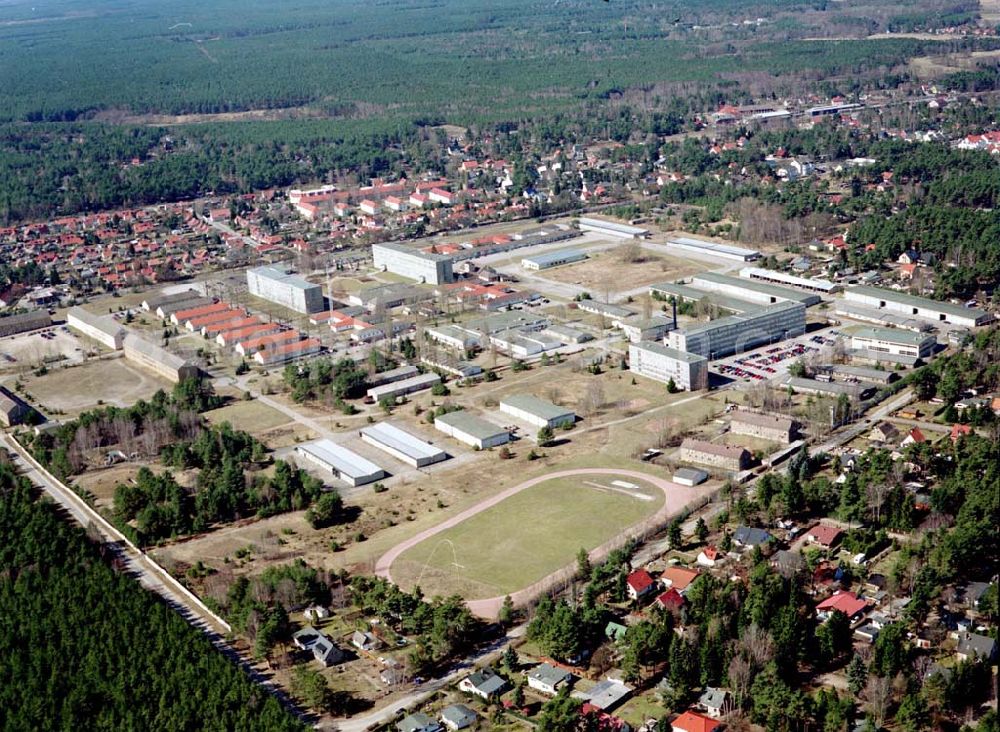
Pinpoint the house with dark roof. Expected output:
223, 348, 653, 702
528, 663, 573, 695
733, 526, 772, 549
398, 712, 443, 732
292, 626, 347, 667
956, 632, 997, 662
440, 704, 478, 731
770, 549, 806, 577
573, 678, 634, 712
459, 667, 509, 700
698, 688, 730, 718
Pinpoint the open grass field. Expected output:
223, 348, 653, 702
540, 249, 705, 293
390, 475, 664, 599
19, 357, 173, 415
203, 398, 293, 435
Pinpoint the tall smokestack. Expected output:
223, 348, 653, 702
673, 298, 678, 330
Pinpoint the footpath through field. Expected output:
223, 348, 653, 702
375, 467, 711, 619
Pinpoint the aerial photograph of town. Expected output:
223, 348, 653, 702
0, 0, 997, 730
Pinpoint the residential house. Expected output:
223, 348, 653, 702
869, 421, 900, 443
303, 605, 329, 622
605, 622, 628, 643
816, 591, 869, 622
626, 569, 657, 601
292, 626, 347, 667
573, 678, 634, 712
900, 427, 925, 447
656, 589, 686, 613
696, 547, 722, 568
351, 630, 382, 652
671, 710, 723, 732
956, 632, 997, 662
661, 567, 700, 594
698, 688, 730, 718
398, 712, 443, 732
528, 663, 572, 695
732, 526, 772, 549
459, 668, 509, 700
440, 704, 478, 731
950, 424, 972, 442
805, 524, 843, 549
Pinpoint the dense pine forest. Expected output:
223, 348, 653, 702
0, 461, 306, 731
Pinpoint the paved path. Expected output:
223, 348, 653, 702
375, 467, 711, 619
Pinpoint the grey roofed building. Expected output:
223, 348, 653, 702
575, 299, 636, 320
439, 704, 478, 731
528, 662, 572, 693
291, 626, 347, 667
956, 632, 997, 662
351, 630, 382, 651
698, 687, 730, 717
673, 467, 709, 486
141, 288, 203, 312
733, 526, 773, 548
434, 410, 510, 449
962, 581, 991, 608
573, 678, 633, 711
771, 549, 806, 577
0, 310, 52, 337
459, 667, 510, 699
0, 385, 34, 427
398, 712, 443, 732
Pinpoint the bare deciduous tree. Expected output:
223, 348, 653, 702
864, 676, 893, 728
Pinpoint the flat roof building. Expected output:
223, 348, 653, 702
740, 266, 840, 295
123, 334, 198, 383
691, 272, 820, 307
629, 341, 709, 391
499, 394, 576, 429
673, 467, 709, 487
680, 438, 751, 472
668, 236, 760, 262
359, 422, 448, 468
372, 242, 454, 285
247, 266, 324, 314
834, 301, 934, 332
367, 372, 441, 402
618, 315, 675, 343
575, 299, 635, 320
668, 300, 806, 359
578, 217, 649, 239
368, 365, 421, 388
649, 282, 756, 314
844, 286, 992, 328
521, 248, 587, 271
784, 376, 868, 399
434, 411, 511, 449
848, 327, 936, 359
66, 307, 125, 350
294, 439, 385, 487
142, 288, 204, 313
425, 325, 481, 352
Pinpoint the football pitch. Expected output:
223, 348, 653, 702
391, 475, 665, 600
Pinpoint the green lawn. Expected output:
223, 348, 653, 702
394, 475, 664, 598
203, 399, 292, 434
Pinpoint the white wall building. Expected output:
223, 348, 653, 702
668, 301, 806, 359
577, 217, 649, 239
294, 439, 385, 487
123, 334, 198, 383
372, 242, 454, 285
848, 327, 936, 359
844, 286, 992, 328
629, 341, 709, 391
434, 411, 510, 449
499, 395, 576, 429
359, 422, 448, 468
246, 266, 324, 314
66, 307, 125, 350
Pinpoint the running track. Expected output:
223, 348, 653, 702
374, 468, 712, 619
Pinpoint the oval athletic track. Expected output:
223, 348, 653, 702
374, 468, 711, 619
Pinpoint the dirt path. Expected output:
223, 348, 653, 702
375, 467, 711, 619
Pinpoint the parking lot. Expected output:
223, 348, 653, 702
711, 327, 844, 383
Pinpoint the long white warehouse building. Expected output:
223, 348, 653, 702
667, 236, 760, 262
434, 411, 511, 449
247, 266, 324, 314
629, 341, 709, 391
499, 395, 576, 429
294, 439, 385, 487
359, 422, 448, 468
577, 217, 649, 239
739, 266, 841, 295
691, 272, 820, 307
372, 242, 454, 285
848, 327, 936, 359
844, 286, 992, 328
66, 307, 125, 350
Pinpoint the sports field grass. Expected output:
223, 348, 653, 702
393, 475, 664, 599
203, 399, 292, 435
